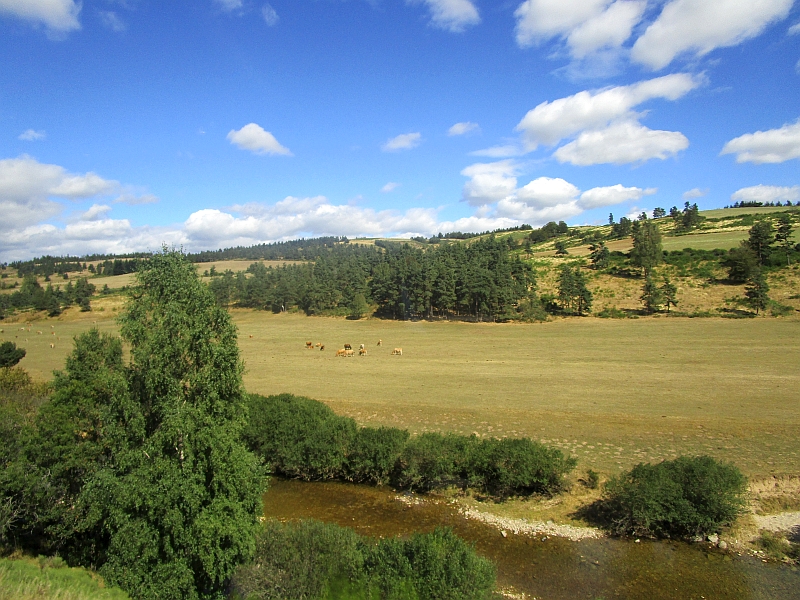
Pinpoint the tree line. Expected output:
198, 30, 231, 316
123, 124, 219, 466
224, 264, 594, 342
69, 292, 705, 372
0, 275, 96, 317
211, 236, 538, 321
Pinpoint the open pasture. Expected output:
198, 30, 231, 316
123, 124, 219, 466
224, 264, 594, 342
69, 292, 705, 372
3, 309, 799, 479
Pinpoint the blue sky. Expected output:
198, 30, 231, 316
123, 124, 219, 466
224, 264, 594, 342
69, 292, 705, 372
1, 0, 799, 261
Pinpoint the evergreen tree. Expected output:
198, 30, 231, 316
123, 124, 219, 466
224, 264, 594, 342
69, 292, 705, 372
679, 202, 702, 231
722, 245, 759, 283
80, 249, 263, 599
744, 269, 769, 315
652, 207, 666, 218
554, 240, 568, 255
630, 217, 663, 276
640, 275, 663, 314
747, 221, 774, 265
660, 277, 678, 313
558, 265, 592, 315
775, 214, 794, 265
0, 341, 25, 368
588, 241, 610, 269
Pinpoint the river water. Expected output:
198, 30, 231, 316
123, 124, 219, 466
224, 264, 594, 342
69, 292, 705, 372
263, 478, 800, 600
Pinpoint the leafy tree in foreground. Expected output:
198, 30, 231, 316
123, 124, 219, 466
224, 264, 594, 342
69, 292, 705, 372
81, 249, 263, 600
744, 268, 769, 315
0, 341, 25, 368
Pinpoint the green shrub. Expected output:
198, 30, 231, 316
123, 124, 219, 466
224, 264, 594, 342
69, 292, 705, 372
0, 342, 25, 368
345, 427, 409, 485
230, 521, 495, 600
604, 456, 747, 538
245, 394, 357, 480
392, 433, 478, 491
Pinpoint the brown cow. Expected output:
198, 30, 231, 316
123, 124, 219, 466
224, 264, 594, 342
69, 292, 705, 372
344, 343, 352, 351
336, 348, 347, 357
315, 342, 322, 347
306, 341, 313, 349
319, 345, 325, 351
359, 348, 367, 356
345, 349, 355, 357
377, 339, 382, 346
391, 348, 403, 355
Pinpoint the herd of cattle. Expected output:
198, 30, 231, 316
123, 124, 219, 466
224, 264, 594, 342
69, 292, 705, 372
305, 339, 402, 356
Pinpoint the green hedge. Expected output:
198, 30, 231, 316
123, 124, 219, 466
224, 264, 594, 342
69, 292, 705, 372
603, 456, 748, 538
229, 520, 496, 600
244, 394, 576, 498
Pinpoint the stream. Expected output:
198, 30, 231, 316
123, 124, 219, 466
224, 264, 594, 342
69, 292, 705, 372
263, 478, 800, 600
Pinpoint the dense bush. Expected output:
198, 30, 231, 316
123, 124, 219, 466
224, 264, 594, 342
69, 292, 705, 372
603, 456, 747, 538
245, 394, 576, 497
230, 520, 496, 600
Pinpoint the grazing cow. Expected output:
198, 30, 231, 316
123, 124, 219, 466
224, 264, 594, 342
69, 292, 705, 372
37, 331, 42, 335
377, 339, 382, 346
345, 349, 355, 357
359, 343, 365, 350
391, 348, 403, 355
344, 343, 352, 351
306, 341, 313, 349
51, 331, 55, 335
336, 348, 347, 357
249, 335, 253, 338
49, 343, 54, 349
359, 348, 367, 356
315, 342, 322, 347
319, 345, 325, 351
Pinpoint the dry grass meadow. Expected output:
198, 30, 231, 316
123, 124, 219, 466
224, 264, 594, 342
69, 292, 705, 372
5, 303, 798, 481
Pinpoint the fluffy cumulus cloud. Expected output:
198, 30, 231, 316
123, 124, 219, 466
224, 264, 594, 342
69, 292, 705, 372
460, 159, 655, 224
460, 161, 519, 206
410, 0, 480, 33
227, 123, 293, 156
720, 119, 800, 164
18, 129, 46, 141
730, 185, 800, 204
448, 121, 480, 136
515, 0, 646, 59
0, 0, 81, 34
382, 132, 422, 152
578, 184, 655, 208
631, 0, 794, 70
554, 120, 689, 165
515, 73, 699, 150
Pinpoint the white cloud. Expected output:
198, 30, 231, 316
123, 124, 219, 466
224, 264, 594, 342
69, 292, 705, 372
114, 191, 159, 205
554, 120, 689, 165
631, 0, 794, 70
0, 0, 81, 34
495, 198, 583, 223
381, 182, 401, 193
80, 204, 112, 221
448, 121, 480, 136
382, 132, 422, 152
18, 129, 46, 141
99, 11, 126, 32
515, 73, 699, 150
578, 184, 656, 209
730, 185, 800, 204
469, 144, 524, 158
514, 0, 646, 58
214, 0, 243, 12
720, 119, 800, 164
516, 177, 580, 207
567, 1, 646, 58
411, 0, 480, 33
790, 22, 800, 35
227, 123, 293, 156
682, 187, 708, 200
0, 155, 153, 241
262, 4, 278, 26
460, 160, 519, 206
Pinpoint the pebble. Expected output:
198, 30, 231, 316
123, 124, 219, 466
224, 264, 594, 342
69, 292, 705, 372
718, 540, 728, 550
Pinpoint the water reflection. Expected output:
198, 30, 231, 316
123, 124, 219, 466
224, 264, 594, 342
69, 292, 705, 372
263, 478, 800, 599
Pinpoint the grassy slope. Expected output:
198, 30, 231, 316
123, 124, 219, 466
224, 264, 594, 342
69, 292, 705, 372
0, 557, 128, 600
